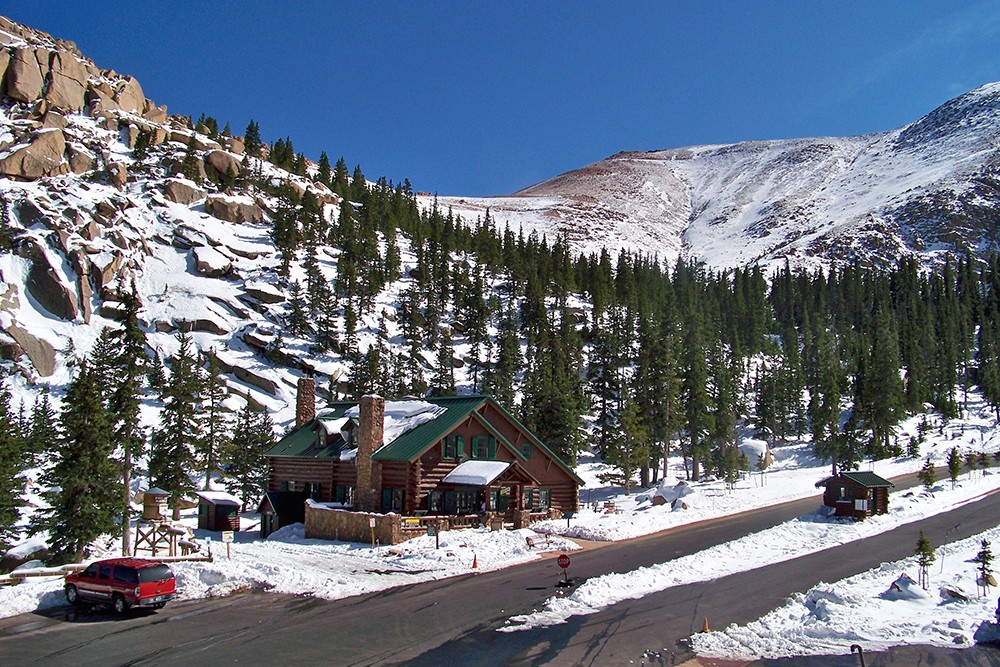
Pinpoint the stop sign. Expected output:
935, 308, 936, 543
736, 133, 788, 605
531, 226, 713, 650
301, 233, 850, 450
557, 553, 571, 569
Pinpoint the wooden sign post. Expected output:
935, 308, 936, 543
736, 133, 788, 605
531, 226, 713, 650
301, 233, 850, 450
222, 530, 234, 559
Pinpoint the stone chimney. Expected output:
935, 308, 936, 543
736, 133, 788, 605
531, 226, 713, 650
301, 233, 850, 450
295, 376, 316, 428
355, 394, 385, 511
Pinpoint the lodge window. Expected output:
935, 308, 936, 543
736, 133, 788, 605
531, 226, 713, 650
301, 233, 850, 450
539, 488, 551, 510
521, 488, 533, 510
281, 480, 296, 492
381, 488, 404, 513
442, 434, 464, 460
490, 486, 511, 513
334, 485, 355, 505
303, 482, 321, 500
836, 485, 849, 501
471, 435, 497, 459
443, 489, 478, 515
521, 442, 532, 459
428, 490, 443, 513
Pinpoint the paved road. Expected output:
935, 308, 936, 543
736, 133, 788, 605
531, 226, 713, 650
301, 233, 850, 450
1, 470, 998, 666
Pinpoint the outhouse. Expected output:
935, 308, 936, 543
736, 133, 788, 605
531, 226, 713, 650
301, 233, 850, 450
815, 471, 894, 519
194, 491, 242, 532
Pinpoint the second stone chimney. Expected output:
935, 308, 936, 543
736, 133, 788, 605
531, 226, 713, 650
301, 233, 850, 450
296, 376, 316, 428
355, 394, 384, 511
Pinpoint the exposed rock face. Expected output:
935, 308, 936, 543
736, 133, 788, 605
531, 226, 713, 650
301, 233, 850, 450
45, 51, 88, 111
0, 128, 67, 179
203, 149, 242, 181
22, 238, 78, 321
5, 47, 48, 103
162, 178, 206, 205
296, 376, 316, 427
205, 194, 264, 223
114, 75, 145, 113
244, 281, 284, 304
66, 143, 94, 174
107, 162, 127, 188
232, 365, 278, 395
193, 245, 232, 277
3, 323, 57, 377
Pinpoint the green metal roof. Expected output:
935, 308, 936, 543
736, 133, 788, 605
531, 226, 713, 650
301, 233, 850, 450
841, 471, 894, 488
816, 470, 895, 488
266, 417, 352, 459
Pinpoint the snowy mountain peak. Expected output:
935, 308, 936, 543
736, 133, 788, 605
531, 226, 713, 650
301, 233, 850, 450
429, 82, 1000, 272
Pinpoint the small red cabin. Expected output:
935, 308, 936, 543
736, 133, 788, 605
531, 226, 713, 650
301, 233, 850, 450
816, 471, 893, 520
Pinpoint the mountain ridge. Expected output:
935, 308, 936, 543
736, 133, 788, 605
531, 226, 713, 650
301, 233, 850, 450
428, 81, 1000, 271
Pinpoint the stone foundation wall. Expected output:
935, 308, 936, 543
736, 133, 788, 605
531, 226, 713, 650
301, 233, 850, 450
304, 502, 403, 545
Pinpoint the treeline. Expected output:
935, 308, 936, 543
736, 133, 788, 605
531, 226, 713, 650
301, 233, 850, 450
232, 118, 1000, 488
0, 286, 274, 559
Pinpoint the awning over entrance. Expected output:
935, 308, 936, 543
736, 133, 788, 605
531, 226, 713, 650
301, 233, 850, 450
442, 460, 511, 486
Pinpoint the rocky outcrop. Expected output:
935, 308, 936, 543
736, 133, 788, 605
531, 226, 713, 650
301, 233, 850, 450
162, 178, 206, 205
107, 162, 128, 188
193, 245, 232, 277
232, 364, 278, 395
205, 194, 264, 223
0, 128, 67, 179
244, 281, 284, 304
3, 323, 57, 377
5, 47, 48, 103
45, 51, 88, 112
22, 238, 78, 321
203, 149, 242, 181
114, 75, 145, 114
66, 143, 94, 174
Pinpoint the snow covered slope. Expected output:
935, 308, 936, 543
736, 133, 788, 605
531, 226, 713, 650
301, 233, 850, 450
430, 82, 1000, 271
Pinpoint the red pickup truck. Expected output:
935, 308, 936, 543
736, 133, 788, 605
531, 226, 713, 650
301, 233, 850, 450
64, 558, 177, 614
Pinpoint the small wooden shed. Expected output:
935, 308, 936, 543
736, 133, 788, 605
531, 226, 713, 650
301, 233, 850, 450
257, 491, 308, 538
816, 471, 894, 520
195, 491, 242, 532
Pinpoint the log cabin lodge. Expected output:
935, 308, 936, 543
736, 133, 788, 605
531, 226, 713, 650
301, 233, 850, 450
259, 378, 582, 540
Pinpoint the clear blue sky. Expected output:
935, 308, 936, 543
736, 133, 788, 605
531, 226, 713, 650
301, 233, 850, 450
9, 2, 1000, 196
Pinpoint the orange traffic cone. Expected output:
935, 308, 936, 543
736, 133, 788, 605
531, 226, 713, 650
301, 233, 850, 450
472, 554, 478, 569
702, 617, 710, 633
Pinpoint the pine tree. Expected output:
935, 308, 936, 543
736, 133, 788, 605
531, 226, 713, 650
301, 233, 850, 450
105, 283, 149, 555
180, 134, 201, 182
975, 539, 995, 597
947, 446, 961, 489
222, 403, 274, 511
918, 455, 935, 490
149, 332, 204, 519
602, 393, 649, 495
915, 530, 935, 590
200, 354, 231, 490
316, 151, 332, 186
27, 388, 57, 466
243, 119, 262, 158
35, 363, 119, 563
0, 378, 25, 550
0, 192, 12, 250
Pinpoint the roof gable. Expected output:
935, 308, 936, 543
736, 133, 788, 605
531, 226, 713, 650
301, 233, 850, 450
816, 471, 894, 488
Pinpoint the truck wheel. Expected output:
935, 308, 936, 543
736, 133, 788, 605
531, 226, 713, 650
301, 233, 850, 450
112, 593, 129, 615
65, 585, 79, 605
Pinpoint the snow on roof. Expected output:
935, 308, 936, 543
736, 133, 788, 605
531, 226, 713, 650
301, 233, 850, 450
194, 491, 242, 506
442, 460, 511, 486
344, 399, 447, 447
